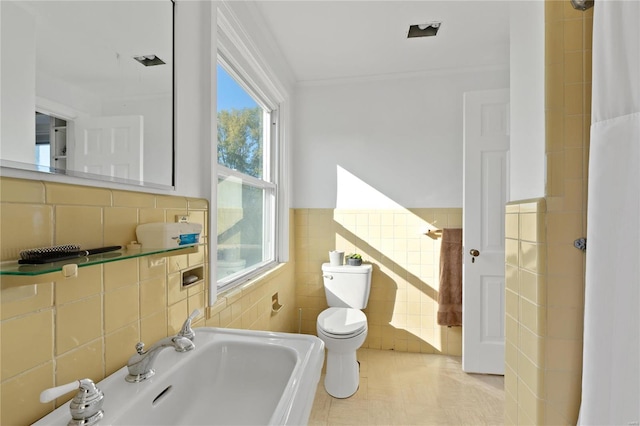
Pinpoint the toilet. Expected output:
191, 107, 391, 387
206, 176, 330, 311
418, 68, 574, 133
316, 263, 372, 398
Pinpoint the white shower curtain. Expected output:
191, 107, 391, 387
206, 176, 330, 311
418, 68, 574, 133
579, 1, 640, 425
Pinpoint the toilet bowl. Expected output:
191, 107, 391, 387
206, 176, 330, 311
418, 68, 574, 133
317, 307, 367, 398
316, 263, 372, 398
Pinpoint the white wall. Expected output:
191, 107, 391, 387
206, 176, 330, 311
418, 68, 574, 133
508, 1, 545, 201
293, 69, 509, 209
0, 1, 36, 164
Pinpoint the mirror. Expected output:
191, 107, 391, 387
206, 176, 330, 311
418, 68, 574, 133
0, 1, 174, 188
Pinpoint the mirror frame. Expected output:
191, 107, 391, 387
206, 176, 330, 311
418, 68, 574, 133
0, 0, 176, 191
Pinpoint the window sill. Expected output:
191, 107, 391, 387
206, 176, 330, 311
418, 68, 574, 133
207, 262, 288, 318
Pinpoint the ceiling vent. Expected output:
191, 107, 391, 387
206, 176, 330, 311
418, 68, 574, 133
407, 22, 442, 38
133, 55, 165, 67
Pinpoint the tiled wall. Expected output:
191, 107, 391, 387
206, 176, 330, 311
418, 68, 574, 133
295, 208, 463, 355
504, 1, 591, 424
504, 199, 548, 424
0, 178, 296, 425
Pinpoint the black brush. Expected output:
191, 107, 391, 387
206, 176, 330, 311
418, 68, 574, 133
18, 246, 122, 264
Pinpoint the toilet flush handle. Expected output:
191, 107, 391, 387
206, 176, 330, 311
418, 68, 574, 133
323, 274, 333, 280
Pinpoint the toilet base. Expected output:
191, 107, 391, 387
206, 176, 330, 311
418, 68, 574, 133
324, 350, 360, 398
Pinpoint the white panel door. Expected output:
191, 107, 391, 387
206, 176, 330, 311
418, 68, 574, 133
71, 115, 143, 181
462, 89, 509, 374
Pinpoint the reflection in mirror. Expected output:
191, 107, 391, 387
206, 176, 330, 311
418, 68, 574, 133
0, 1, 174, 188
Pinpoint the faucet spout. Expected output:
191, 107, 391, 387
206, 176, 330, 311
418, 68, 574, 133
125, 336, 194, 383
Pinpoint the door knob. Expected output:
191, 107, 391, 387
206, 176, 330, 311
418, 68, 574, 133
469, 249, 480, 263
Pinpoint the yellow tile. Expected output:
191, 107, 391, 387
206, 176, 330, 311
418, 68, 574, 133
504, 388, 518, 425
0, 362, 54, 426
167, 298, 189, 334
584, 48, 593, 84
104, 284, 139, 333
545, 23, 564, 65
56, 339, 104, 386
505, 203, 520, 214
547, 212, 582, 244
547, 243, 583, 277
56, 295, 102, 355
0, 282, 53, 320
103, 258, 138, 291
520, 269, 546, 306
546, 151, 565, 197
563, 51, 583, 84
156, 195, 187, 209
564, 114, 584, 148
505, 213, 519, 239
112, 190, 155, 208
188, 248, 205, 266
547, 274, 583, 308
563, 19, 583, 51
547, 306, 581, 339
1, 309, 53, 380
564, 147, 584, 180
520, 241, 546, 273
55, 205, 103, 248
45, 182, 111, 206
519, 213, 541, 243
104, 323, 139, 376
520, 297, 546, 335
505, 288, 519, 319
545, 63, 564, 109
139, 208, 165, 224
517, 378, 544, 424
505, 264, 519, 293
141, 310, 168, 344
55, 264, 102, 305
505, 340, 518, 372
505, 238, 519, 267
505, 313, 518, 345
139, 255, 166, 280
564, 83, 584, 115
103, 207, 138, 248
188, 198, 208, 210
0, 204, 53, 261
520, 325, 544, 367
167, 272, 187, 305
140, 276, 166, 317
545, 370, 581, 403
545, 0, 563, 22
546, 109, 565, 150
188, 210, 207, 237
546, 338, 582, 371
0, 177, 45, 203
168, 254, 188, 274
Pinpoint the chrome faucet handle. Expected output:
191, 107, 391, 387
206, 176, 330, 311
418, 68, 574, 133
40, 379, 104, 426
177, 309, 200, 341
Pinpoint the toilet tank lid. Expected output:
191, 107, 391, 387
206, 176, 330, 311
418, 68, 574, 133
321, 263, 372, 274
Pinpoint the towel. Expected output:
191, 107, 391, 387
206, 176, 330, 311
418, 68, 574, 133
437, 228, 463, 326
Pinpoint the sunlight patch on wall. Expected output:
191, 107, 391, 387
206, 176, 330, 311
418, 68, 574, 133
336, 165, 406, 210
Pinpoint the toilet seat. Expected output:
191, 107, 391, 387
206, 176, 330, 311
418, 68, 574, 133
317, 307, 367, 338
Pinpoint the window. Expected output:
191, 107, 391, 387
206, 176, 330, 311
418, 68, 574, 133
216, 61, 278, 291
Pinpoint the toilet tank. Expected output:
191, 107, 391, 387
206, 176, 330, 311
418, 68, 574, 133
321, 263, 373, 309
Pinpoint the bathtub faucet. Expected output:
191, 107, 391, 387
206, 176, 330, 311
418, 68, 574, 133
125, 310, 200, 383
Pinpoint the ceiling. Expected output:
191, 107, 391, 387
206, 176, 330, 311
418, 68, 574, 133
255, 1, 511, 84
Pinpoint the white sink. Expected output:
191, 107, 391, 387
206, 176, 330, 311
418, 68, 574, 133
34, 328, 325, 425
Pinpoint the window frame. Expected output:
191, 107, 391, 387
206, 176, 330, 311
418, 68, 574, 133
212, 9, 287, 298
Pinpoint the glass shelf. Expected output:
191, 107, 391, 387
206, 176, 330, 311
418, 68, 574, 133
0, 245, 200, 277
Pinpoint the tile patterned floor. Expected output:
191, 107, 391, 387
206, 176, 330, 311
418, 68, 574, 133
309, 348, 504, 425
